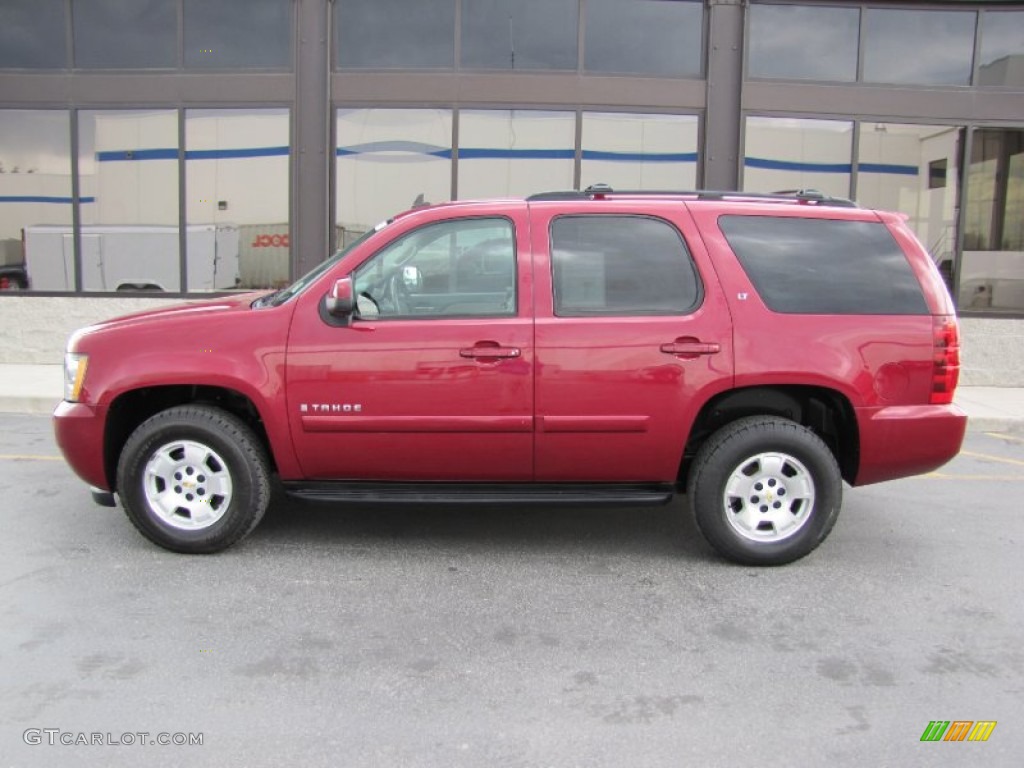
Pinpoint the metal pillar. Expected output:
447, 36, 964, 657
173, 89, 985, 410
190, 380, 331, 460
703, 0, 745, 191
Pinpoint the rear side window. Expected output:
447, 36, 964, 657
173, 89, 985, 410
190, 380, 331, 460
550, 215, 701, 316
719, 216, 928, 315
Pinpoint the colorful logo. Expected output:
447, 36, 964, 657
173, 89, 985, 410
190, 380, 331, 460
920, 721, 997, 742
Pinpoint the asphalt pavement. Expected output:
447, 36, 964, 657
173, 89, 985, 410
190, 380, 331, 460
2, 414, 1023, 766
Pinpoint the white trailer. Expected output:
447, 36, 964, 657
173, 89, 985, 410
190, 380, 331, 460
24, 224, 240, 292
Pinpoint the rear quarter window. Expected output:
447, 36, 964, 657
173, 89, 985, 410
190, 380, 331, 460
718, 215, 928, 315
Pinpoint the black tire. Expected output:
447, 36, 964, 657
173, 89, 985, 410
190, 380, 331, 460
116, 405, 271, 553
687, 416, 842, 566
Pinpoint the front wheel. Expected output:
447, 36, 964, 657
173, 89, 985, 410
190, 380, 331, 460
116, 405, 271, 553
688, 416, 842, 566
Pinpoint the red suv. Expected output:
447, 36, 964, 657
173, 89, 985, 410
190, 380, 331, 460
53, 187, 967, 564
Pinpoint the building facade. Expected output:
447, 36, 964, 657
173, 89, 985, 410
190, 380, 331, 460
1, 0, 1023, 375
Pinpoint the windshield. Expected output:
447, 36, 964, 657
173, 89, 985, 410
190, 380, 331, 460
257, 221, 390, 308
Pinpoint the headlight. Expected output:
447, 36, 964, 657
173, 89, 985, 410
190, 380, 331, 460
64, 353, 89, 402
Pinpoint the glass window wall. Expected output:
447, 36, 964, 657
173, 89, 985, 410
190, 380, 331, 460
73, 0, 177, 70
978, 11, 1024, 87
336, 109, 453, 239
186, 109, 290, 291
580, 112, 698, 191
743, 116, 853, 200
77, 110, 180, 292
457, 110, 575, 199
863, 8, 975, 86
584, 0, 702, 77
0, 111, 72, 291
336, 0, 454, 69
962, 128, 1024, 312
856, 123, 961, 293
461, 0, 578, 71
184, 0, 291, 70
748, 4, 858, 82
0, 0, 66, 69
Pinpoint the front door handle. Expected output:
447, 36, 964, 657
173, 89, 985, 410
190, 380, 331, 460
660, 338, 721, 359
460, 342, 521, 360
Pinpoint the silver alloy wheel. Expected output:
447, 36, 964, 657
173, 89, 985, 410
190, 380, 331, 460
722, 451, 815, 542
142, 439, 234, 531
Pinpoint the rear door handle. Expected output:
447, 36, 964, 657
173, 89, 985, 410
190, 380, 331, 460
460, 342, 521, 360
660, 338, 721, 359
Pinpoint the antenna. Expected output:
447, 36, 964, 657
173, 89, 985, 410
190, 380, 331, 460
509, 14, 515, 69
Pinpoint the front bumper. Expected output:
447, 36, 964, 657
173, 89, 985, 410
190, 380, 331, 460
53, 400, 109, 491
854, 403, 968, 486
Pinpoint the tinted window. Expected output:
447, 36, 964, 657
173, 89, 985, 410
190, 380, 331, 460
461, 0, 578, 71
73, 0, 177, 69
584, 0, 702, 77
184, 0, 291, 69
551, 216, 700, 316
354, 218, 516, 318
336, 0, 454, 69
719, 216, 928, 315
978, 11, 1024, 87
863, 9, 975, 86
748, 4, 858, 82
0, 0, 66, 69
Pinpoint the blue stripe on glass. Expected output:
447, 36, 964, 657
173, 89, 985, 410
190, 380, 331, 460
97, 147, 290, 162
457, 148, 574, 160
745, 157, 918, 176
859, 162, 918, 176
91, 144, 919, 177
336, 140, 450, 157
582, 150, 698, 163
745, 157, 853, 174
97, 148, 178, 161
0, 196, 96, 204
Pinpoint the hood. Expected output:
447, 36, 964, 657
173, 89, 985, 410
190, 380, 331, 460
68, 291, 268, 351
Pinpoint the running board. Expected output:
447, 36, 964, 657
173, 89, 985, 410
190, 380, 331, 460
281, 481, 675, 506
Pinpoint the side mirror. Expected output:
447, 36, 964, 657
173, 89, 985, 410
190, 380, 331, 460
325, 276, 355, 316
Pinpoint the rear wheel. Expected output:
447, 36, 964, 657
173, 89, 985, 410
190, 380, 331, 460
688, 416, 842, 565
116, 405, 271, 553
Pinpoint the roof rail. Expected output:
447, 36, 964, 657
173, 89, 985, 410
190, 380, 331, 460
527, 184, 857, 208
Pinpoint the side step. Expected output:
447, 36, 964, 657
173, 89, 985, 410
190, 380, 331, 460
281, 481, 675, 507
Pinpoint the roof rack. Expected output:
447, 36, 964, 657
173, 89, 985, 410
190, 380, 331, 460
526, 184, 857, 208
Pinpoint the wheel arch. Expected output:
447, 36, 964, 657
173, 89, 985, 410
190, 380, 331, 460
104, 385, 277, 492
680, 385, 859, 488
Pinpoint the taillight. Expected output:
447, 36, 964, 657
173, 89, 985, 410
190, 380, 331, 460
931, 315, 960, 404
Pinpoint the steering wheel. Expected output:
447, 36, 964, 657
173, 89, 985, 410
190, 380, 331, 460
384, 269, 411, 315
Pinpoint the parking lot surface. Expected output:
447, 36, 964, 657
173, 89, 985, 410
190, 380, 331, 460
1, 414, 1021, 767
